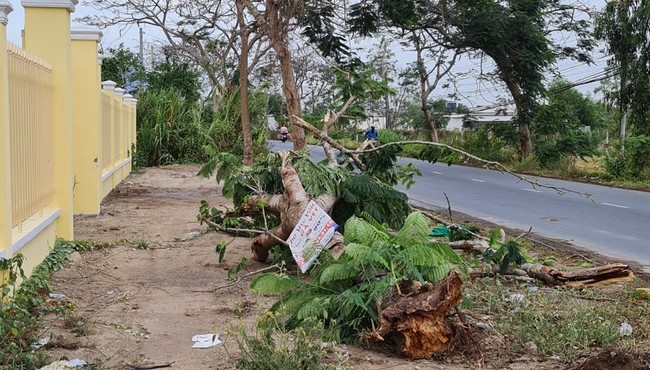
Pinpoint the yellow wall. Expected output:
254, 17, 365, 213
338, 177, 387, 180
0, 14, 12, 259
11, 209, 59, 277
71, 35, 102, 214
23, 5, 74, 240
1, 2, 136, 284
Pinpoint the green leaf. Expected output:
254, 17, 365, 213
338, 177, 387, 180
250, 273, 304, 295
215, 242, 227, 263
395, 212, 430, 246
489, 227, 502, 248
319, 263, 358, 285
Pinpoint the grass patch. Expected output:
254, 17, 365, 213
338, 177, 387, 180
466, 276, 650, 361
63, 310, 90, 336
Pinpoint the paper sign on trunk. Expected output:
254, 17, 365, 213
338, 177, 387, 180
287, 201, 338, 273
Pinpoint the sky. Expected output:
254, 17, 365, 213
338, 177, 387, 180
4, 0, 610, 110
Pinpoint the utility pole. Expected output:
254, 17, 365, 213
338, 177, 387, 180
139, 26, 144, 65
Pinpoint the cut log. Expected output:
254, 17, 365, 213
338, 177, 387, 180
366, 271, 463, 359
520, 263, 634, 287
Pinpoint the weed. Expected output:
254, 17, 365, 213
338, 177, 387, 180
232, 313, 353, 370
136, 240, 150, 250
228, 257, 249, 281
64, 311, 90, 336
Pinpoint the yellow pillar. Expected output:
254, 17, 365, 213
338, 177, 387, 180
0, 1, 14, 263
101, 80, 116, 192
22, 0, 77, 239
71, 27, 102, 215
113, 87, 124, 184
123, 94, 133, 173
132, 97, 138, 162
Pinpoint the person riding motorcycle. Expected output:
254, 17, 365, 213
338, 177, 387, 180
279, 124, 290, 143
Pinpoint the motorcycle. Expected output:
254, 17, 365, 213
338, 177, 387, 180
278, 132, 291, 143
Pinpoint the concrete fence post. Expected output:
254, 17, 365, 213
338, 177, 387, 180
101, 80, 116, 192
71, 27, 102, 215
22, 0, 78, 239
113, 87, 124, 183
0, 1, 14, 261
123, 94, 133, 173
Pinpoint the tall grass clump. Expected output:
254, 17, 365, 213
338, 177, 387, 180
135, 88, 209, 167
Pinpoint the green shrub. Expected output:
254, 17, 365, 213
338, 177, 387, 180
604, 136, 650, 180
457, 130, 516, 164
377, 129, 406, 144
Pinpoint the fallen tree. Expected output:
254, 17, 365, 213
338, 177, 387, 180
199, 125, 634, 358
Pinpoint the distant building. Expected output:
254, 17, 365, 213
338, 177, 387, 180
446, 108, 514, 131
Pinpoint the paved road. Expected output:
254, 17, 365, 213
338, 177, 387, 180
271, 142, 650, 271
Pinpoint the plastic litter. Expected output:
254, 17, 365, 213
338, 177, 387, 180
31, 337, 49, 349
49, 293, 66, 299
192, 333, 222, 348
68, 359, 87, 367
506, 293, 525, 303
37, 359, 86, 369
618, 321, 633, 337
526, 286, 538, 292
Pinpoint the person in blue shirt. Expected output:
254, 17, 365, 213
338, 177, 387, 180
364, 126, 378, 141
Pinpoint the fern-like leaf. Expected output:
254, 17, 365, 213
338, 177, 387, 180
395, 212, 430, 247
250, 273, 304, 295
319, 263, 358, 286
343, 217, 390, 245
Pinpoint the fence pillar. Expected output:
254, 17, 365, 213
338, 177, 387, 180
71, 27, 102, 215
123, 94, 133, 173
22, 0, 77, 239
113, 87, 124, 183
0, 1, 14, 261
132, 98, 138, 161
101, 80, 116, 195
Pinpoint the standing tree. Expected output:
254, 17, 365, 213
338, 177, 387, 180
409, 31, 458, 142
241, 0, 308, 150
596, 0, 650, 142
100, 45, 146, 94
348, 0, 595, 157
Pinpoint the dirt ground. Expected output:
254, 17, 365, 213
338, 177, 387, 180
35, 165, 630, 369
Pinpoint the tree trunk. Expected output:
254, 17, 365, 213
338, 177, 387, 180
266, 0, 305, 151
237, 0, 254, 166
497, 63, 533, 158
414, 35, 438, 143
518, 120, 533, 158
248, 153, 339, 261
423, 100, 439, 143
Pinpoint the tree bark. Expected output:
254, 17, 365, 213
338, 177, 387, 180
237, 0, 254, 166
494, 57, 533, 158
423, 100, 439, 143
366, 271, 464, 359
266, 0, 306, 151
